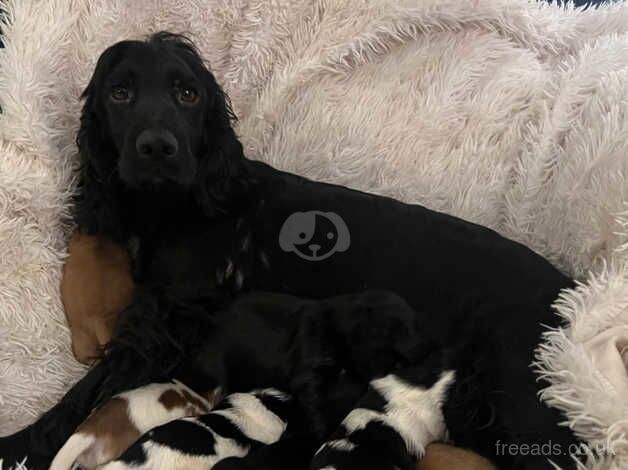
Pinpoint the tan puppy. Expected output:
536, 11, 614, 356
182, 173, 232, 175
61, 231, 135, 364
419, 443, 496, 470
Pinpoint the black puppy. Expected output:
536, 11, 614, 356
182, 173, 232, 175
0, 32, 576, 469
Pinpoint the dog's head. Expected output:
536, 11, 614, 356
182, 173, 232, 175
76, 32, 251, 236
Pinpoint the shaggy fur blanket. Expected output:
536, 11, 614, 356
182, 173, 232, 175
1, 0, 628, 468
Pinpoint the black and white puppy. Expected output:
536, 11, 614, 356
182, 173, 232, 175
50, 380, 220, 470
100, 389, 295, 469
311, 367, 455, 470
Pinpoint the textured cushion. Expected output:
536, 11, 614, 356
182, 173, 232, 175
1, 1, 628, 467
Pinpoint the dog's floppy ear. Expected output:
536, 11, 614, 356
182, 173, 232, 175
74, 44, 129, 241
193, 67, 255, 217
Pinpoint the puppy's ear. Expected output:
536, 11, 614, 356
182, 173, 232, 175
194, 66, 255, 217
74, 44, 127, 241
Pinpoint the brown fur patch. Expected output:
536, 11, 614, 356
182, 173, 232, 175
62, 231, 135, 364
158, 387, 212, 415
417, 443, 496, 470
75, 397, 140, 467
158, 388, 187, 411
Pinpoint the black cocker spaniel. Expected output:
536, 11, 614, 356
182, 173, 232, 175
0, 32, 578, 469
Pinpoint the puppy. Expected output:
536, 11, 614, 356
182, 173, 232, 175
50, 380, 220, 470
61, 231, 135, 364
311, 367, 455, 470
101, 389, 295, 470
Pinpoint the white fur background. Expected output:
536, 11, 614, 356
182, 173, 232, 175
1, 0, 628, 468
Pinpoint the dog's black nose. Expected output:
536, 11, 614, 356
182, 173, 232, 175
136, 129, 178, 159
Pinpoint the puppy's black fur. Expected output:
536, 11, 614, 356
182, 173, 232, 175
214, 437, 320, 470
187, 291, 429, 435
0, 32, 577, 469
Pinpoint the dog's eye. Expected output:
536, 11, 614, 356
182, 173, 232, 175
110, 86, 131, 102
178, 87, 198, 104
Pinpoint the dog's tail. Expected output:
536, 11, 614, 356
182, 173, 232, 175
50, 432, 95, 470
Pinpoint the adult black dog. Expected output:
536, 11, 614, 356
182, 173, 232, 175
0, 32, 576, 469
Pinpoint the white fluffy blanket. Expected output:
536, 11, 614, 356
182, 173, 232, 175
1, 0, 628, 467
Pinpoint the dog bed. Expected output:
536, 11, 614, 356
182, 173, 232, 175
1, 0, 627, 468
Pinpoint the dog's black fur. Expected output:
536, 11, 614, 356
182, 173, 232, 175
0, 32, 577, 469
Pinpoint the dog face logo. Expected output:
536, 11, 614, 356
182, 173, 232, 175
279, 211, 350, 261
